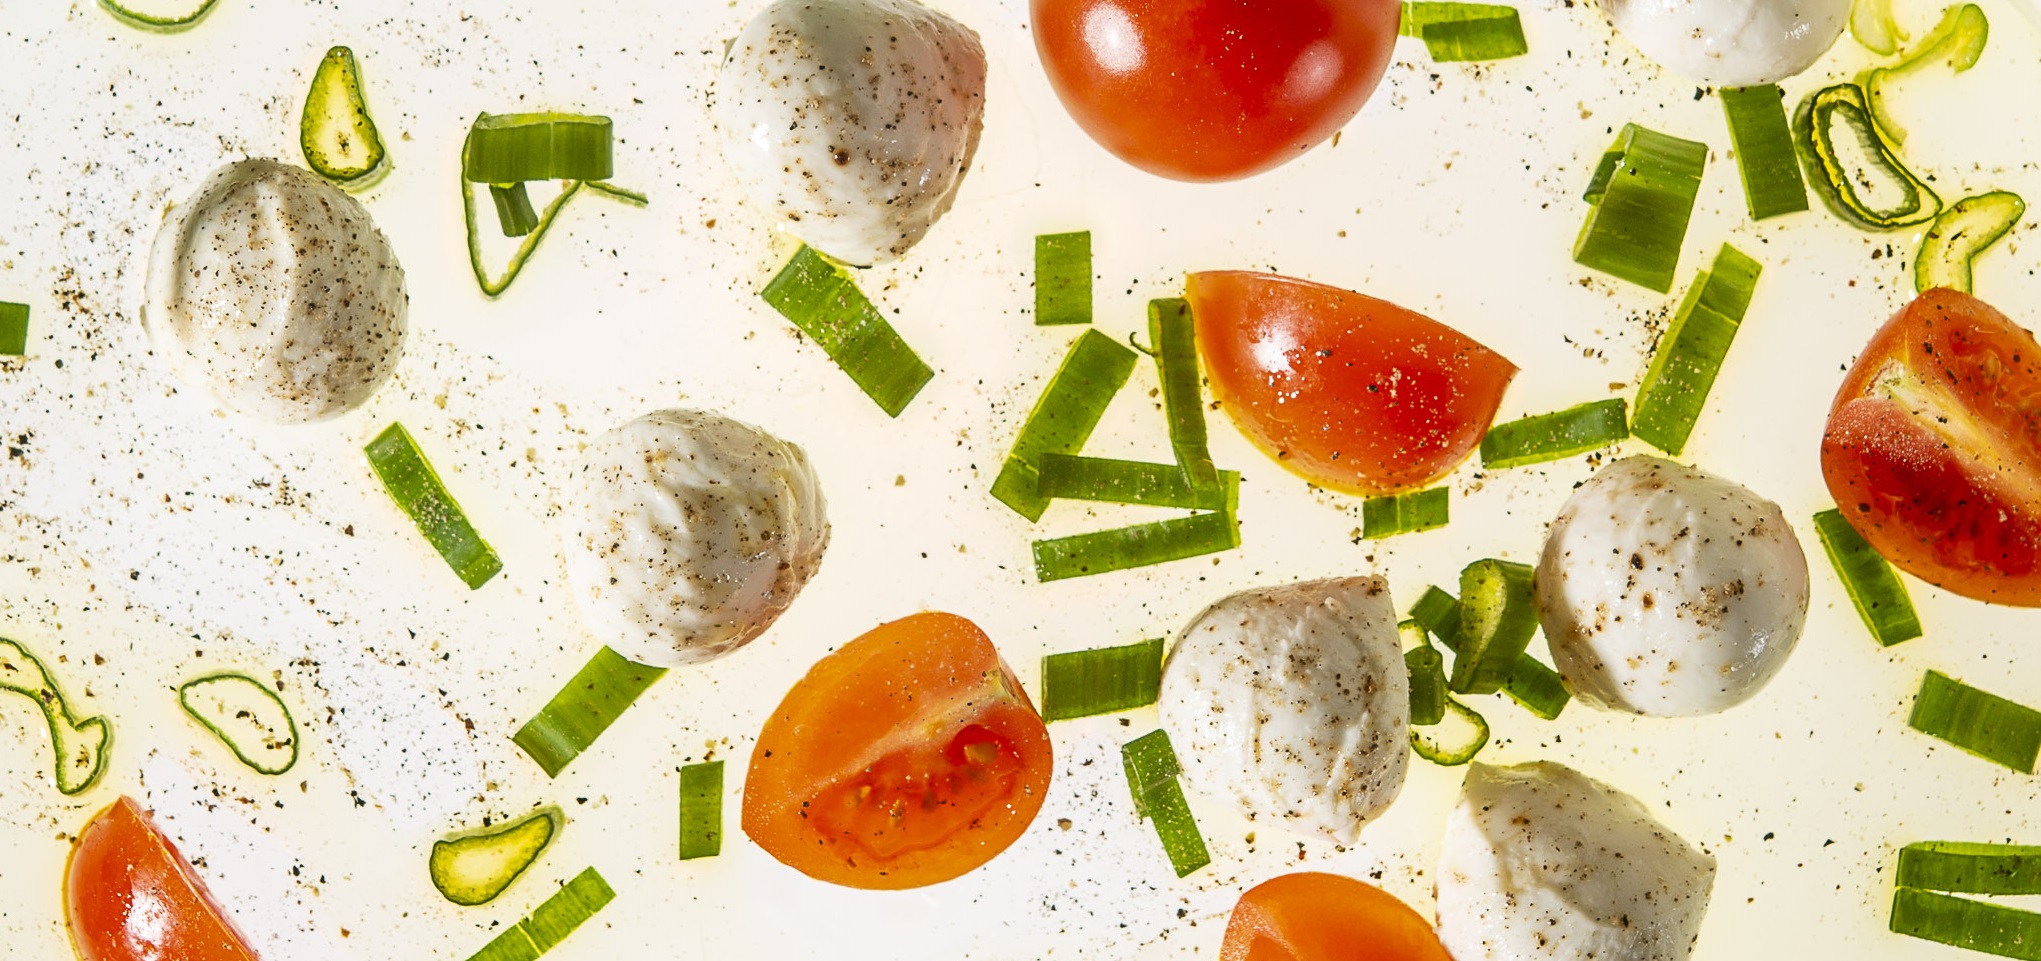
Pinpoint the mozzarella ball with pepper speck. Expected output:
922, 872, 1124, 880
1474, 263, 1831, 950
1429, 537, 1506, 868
1437, 760, 1717, 961
1534, 455, 1809, 718
559, 410, 829, 668
1601, 0, 1849, 86
1157, 576, 1409, 844
143, 158, 407, 424
714, 0, 987, 265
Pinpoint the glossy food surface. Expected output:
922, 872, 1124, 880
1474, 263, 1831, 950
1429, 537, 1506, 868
64, 797, 260, 961
1219, 872, 1452, 961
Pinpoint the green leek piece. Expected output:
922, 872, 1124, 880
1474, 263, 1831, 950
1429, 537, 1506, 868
431, 809, 560, 907
677, 761, 724, 861
1403, 621, 1447, 727
1409, 585, 1463, 641
1399, 2, 1530, 61
491, 184, 542, 238
460, 174, 645, 297
1448, 559, 1540, 695
760, 245, 935, 418
1632, 245, 1763, 455
462, 113, 614, 184
1035, 231, 1092, 326
1917, 191, 2026, 294
1892, 888, 2041, 960
1866, 4, 1990, 144
0, 638, 111, 796
1361, 487, 1450, 539
1149, 298, 1220, 492
178, 673, 298, 775
97, 0, 221, 30
1031, 475, 1240, 582
1852, 0, 1909, 53
1037, 454, 1237, 510
1720, 85, 1809, 220
300, 46, 387, 186
1574, 124, 1707, 292
1479, 398, 1629, 469
365, 423, 502, 589
990, 329, 1140, 521
1812, 509, 1923, 646
1900, 842, 2041, 896
1121, 730, 1210, 877
1407, 585, 1567, 719
1909, 670, 2041, 773
0, 302, 27, 356
1411, 697, 1490, 765
463, 867, 615, 961
513, 646, 668, 778
1041, 637, 1165, 721
1795, 83, 1941, 230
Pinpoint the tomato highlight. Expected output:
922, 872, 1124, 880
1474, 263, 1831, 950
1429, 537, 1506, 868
1220, 872, 1452, 961
64, 796, 261, 961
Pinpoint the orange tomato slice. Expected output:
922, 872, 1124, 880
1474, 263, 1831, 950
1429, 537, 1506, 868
65, 796, 261, 961
1221, 872, 1451, 961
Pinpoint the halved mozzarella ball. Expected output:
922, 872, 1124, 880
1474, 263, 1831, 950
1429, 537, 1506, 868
1601, 0, 1849, 86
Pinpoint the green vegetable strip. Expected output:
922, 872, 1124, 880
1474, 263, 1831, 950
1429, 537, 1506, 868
1150, 297, 1220, 492
1403, 621, 1447, 727
491, 183, 541, 238
1866, 4, 1990, 144
1035, 231, 1092, 326
1409, 585, 1463, 641
299, 46, 386, 185
1900, 842, 2041, 896
513, 647, 669, 778
990, 330, 1140, 521
1407, 586, 1567, 718
677, 761, 724, 861
1037, 454, 1237, 511
1812, 509, 1923, 646
0, 637, 112, 796
1361, 487, 1450, 539
463, 113, 614, 184
467, 926, 542, 961
97, 0, 221, 30
760, 245, 936, 418
1632, 245, 1762, 455
1795, 83, 1941, 229
1411, 697, 1490, 765
465, 867, 616, 961
1041, 637, 1166, 721
0, 302, 27, 356
1851, 0, 1908, 54
1917, 191, 2026, 295
461, 177, 576, 298
364, 423, 502, 590
1720, 85, 1809, 220
1449, 559, 1540, 695
1031, 479, 1240, 582
1121, 730, 1210, 877
1574, 124, 1707, 293
1892, 888, 2041, 960
1120, 728, 1182, 818
1479, 398, 1629, 469
1909, 670, 2041, 773
1400, 3, 1529, 61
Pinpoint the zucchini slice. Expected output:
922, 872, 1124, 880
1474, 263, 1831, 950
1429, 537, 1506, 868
431, 808, 560, 907
1916, 191, 2026, 294
300, 46, 388, 186
178, 672, 299, 775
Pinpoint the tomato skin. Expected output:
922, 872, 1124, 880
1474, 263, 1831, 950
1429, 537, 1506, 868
1220, 872, 1452, 961
1820, 289, 2041, 606
741, 612, 1053, 889
1029, 0, 1401, 181
1186, 270, 1517, 495
65, 796, 261, 961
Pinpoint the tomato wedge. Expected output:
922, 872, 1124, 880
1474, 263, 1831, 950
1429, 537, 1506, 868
1220, 872, 1452, 961
1187, 271, 1517, 495
65, 796, 261, 961
1821, 288, 2041, 606
741, 611, 1053, 889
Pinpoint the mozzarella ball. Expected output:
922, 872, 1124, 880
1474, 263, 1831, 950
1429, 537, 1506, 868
1437, 761, 1717, 961
1535, 455, 1809, 718
1601, 0, 1849, 86
559, 410, 829, 668
714, 0, 987, 265
1157, 576, 1409, 844
142, 158, 406, 424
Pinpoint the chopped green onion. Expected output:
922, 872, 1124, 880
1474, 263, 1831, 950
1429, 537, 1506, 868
299, 46, 387, 186
1892, 888, 2041, 961
0, 637, 111, 796
458, 112, 644, 298
1813, 508, 1923, 646
365, 423, 502, 590
462, 113, 614, 184
1121, 728, 1181, 817
1411, 697, 1490, 765
677, 761, 724, 861
431, 809, 559, 907
1851, 0, 1909, 54
1448, 559, 1539, 695
97, 0, 221, 30
1795, 83, 1941, 230
1479, 398, 1629, 469
760, 245, 936, 418
1031, 477, 1240, 582
1720, 85, 1809, 220
1900, 842, 2041, 896
990, 329, 1140, 521
490, 183, 542, 238
1409, 585, 1463, 641
464, 867, 616, 961
1041, 637, 1165, 721
1631, 245, 1762, 455
1917, 191, 2026, 294
1361, 487, 1450, 540
1909, 670, 2041, 773
1574, 123, 1707, 293
461, 177, 579, 298
1149, 297, 1220, 492
177, 673, 298, 776
1035, 231, 1092, 326
1866, 4, 1990, 144
1121, 730, 1211, 877
513, 646, 668, 779
1407, 585, 1568, 718
1037, 454, 1237, 510
1403, 621, 1447, 727
1400, 2, 1529, 61
0, 301, 27, 356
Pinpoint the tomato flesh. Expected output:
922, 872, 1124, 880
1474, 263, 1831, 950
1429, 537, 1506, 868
1030, 0, 1401, 181
1821, 288, 2041, 606
742, 611, 1053, 889
1187, 270, 1517, 495
1220, 872, 1451, 961
65, 796, 260, 961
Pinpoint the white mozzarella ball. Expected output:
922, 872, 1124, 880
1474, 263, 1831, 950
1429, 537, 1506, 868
1601, 0, 1849, 86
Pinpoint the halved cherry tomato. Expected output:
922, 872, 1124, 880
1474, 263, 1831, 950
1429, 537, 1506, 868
65, 796, 260, 961
1030, 0, 1401, 181
1221, 872, 1452, 961
741, 612, 1053, 889
1821, 288, 2041, 606
1186, 270, 1517, 495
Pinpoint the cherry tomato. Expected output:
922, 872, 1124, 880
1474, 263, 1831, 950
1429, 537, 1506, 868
1220, 872, 1452, 961
1030, 0, 1401, 181
1186, 270, 1517, 495
1821, 288, 2041, 606
741, 611, 1053, 889
65, 796, 260, 961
